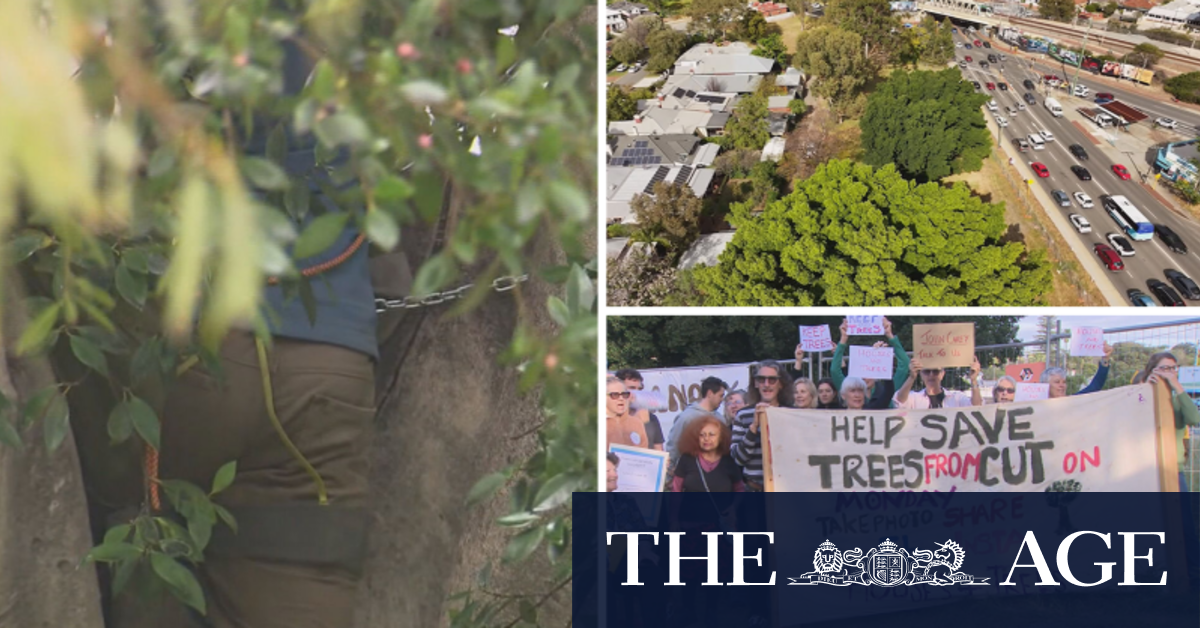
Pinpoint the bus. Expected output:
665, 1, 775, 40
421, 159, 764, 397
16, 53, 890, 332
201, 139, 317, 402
1102, 195, 1154, 241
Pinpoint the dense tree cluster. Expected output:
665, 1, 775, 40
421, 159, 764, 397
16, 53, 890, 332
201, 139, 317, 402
861, 69, 991, 182
793, 26, 875, 119
693, 159, 1052, 306
1038, 0, 1077, 22
1165, 72, 1200, 104
631, 182, 704, 255
719, 93, 771, 150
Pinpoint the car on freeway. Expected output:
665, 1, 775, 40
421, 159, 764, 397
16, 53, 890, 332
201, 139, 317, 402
974, 39, 982, 46
1023, 79, 1035, 90
983, 41, 992, 48
1147, 279, 1185, 306
1106, 233, 1135, 256
1012, 137, 1030, 152
1071, 165, 1092, 181
1006, 105, 1019, 117
1023, 92, 1036, 105
1095, 93, 1114, 104
988, 54, 998, 63
1051, 189, 1071, 207
1156, 117, 1178, 129
965, 55, 973, 62
998, 82, 1008, 90
987, 100, 998, 111
1127, 289, 1157, 306
1069, 144, 1089, 160
1017, 102, 1026, 111
1070, 214, 1091, 234
955, 42, 963, 48
1154, 223, 1188, 254
1094, 243, 1124, 271
972, 81, 981, 90
986, 82, 995, 90
981, 61, 989, 69
1039, 129, 1054, 142
1165, 269, 1200, 300
995, 115, 1008, 127
1074, 192, 1094, 208
1112, 164, 1132, 180
1031, 162, 1050, 177
952, 27, 958, 33
965, 43, 973, 49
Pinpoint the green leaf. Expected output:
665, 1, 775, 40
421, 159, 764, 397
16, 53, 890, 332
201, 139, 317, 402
214, 504, 238, 534
69, 335, 108, 377
565, 264, 595, 315
150, 552, 206, 614
465, 471, 507, 507
241, 157, 290, 191
285, 180, 311, 221
502, 525, 545, 563
411, 172, 444, 222
22, 386, 57, 427
411, 254, 455, 298
0, 412, 21, 448
532, 474, 577, 513
298, 278, 318, 326
115, 262, 147, 310
546, 181, 589, 221
399, 80, 449, 106
16, 302, 60, 355
128, 396, 160, 451
496, 512, 539, 527
104, 523, 132, 545
189, 518, 213, 552
314, 113, 370, 148
42, 391, 70, 453
546, 296, 569, 327
365, 210, 400, 251
266, 124, 287, 167
130, 337, 162, 384
9, 230, 52, 262
147, 147, 176, 178
111, 557, 138, 596
87, 542, 142, 563
210, 461, 237, 495
374, 176, 414, 204
292, 212, 349, 260
107, 401, 135, 444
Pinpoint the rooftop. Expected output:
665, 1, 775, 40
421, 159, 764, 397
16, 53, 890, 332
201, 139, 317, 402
662, 73, 764, 95
606, 165, 716, 224
678, 232, 736, 270
607, 134, 702, 166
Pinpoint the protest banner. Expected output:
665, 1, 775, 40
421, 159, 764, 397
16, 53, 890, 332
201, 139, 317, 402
631, 363, 751, 439
848, 346, 894, 380
761, 384, 1174, 492
1068, 326, 1105, 357
1180, 366, 1200, 384
911, 323, 974, 368
1014, 383, 1050, 402
607, 444, 668, 524
1005, 361, 1045, 383
846, 316, 884, 336
799, 325, 835, 352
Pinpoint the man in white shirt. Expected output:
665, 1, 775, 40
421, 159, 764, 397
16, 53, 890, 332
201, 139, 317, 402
894, 356, 982, 409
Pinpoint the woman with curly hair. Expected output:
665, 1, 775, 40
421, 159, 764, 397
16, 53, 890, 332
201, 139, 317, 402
672, 414, 744, 494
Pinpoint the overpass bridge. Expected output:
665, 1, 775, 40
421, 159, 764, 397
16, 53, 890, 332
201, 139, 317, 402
914, 0, 1004, 27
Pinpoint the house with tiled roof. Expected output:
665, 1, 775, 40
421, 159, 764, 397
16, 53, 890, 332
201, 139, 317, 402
607, 108, 732, 137
607, 166, 717, 224
607, 134, 704, 167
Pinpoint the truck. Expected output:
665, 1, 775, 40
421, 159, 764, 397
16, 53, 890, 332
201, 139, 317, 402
1079, 107, 1115, 128
1044, 97, 1063, 117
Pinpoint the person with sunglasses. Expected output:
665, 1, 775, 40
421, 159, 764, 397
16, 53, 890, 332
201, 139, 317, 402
606, 376, 650, 450
615, 369, 666, 452
1132, 353, 1200, 488
894, 356, 983, 409
730, 361, 794, 492
1042, 342, 1113, 398
991, 375, 1018, 404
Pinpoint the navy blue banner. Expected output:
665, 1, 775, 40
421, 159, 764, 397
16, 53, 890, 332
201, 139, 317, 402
574, 493, 1199, 628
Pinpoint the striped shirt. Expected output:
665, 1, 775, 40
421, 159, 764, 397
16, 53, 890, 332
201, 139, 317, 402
730, 407, 765, 485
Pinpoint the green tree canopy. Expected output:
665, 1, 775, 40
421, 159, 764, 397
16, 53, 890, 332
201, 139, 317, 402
755, 34, 791, 68
1102, 1, 1119, 15
1038, 0, 1077, 21
1124, 43, 1165, 68
646, 27, 690, 73
693, 159, 1052, 306
794, 26, 875, 118
608, 315, 1021, 368
631, 182, 704, 256
689, 0, 748, 39
824, 0, 901, 62
608, 86, 639, 121
612, 36, 645, 65
917, 16, 955, 66
1164, 72, 1200, 104
721, 93, 771, 150
861, 69, 991, 182
736, 11, 782, 42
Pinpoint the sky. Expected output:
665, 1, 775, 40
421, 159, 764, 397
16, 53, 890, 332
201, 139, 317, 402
1015, 314, 1200, 344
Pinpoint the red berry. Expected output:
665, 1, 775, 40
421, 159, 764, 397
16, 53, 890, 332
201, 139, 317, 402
456, 58, 473, 74
418, 134, 433, 149
544, 353, 559, 370
396, 42, 418, 59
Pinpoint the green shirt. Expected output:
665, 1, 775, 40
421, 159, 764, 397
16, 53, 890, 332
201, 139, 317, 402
1171, 390, 1200, 470
831, 336, 911, 407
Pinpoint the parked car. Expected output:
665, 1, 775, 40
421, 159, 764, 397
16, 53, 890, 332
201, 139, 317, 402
1051, 190, 1071, 207
1111, 164, 1132, 180
959, 60, 967, 67
1165, 269, 1200, 300
1071, 165, 1092, 181
1127, 289, 1157, 307
1106, 233, 1135, 256
1069, 144, 1089, 160
1070, 214, 1091, 234
1148, 279, 1185, 306
614, 64, 627, 72
1031, 162, 1049, 177
1074, 192, 1094, 208
1095, 93, 1114, 104
1094, 243, 1124, 271
1154, 223, 1188, 254
1155, 117, 1177, 129
1017, 102, 1026, 111
1023, 79, 1035, 90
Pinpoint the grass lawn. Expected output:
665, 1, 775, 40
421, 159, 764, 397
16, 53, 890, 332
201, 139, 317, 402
775, 15, 808, 52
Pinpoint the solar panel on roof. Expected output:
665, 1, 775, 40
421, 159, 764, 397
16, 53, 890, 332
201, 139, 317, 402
673, 88, 686, 98
685, 90, 697, 98
635, 140, 648, 147
674, 165, 693, 186
644, 166, 670, 193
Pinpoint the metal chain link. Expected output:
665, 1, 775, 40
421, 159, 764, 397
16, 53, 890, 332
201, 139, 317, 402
374, 274, 530, 312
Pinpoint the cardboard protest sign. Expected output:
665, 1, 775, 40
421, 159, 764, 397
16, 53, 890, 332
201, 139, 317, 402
1068, 326, 1106, 357
799, 325, 835, 352
763, 385, 1161, 492
848, 346, 894, 380
912, 323, 974, 368
1014, 383, 1050, 402
1179, 366, 1200, 384
846, 316, 884, 336
1005, 361, 1045, 383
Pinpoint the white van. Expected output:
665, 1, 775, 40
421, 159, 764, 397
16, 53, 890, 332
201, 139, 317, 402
1027, 133, 1045, 150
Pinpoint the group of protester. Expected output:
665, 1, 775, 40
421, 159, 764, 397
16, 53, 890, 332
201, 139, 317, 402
606, 318, 1200, 494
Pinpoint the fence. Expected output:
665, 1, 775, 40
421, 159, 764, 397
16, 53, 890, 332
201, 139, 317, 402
779, 317, 1200, 490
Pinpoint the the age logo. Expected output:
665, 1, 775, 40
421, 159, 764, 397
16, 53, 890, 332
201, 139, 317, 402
789, 538, 990, 587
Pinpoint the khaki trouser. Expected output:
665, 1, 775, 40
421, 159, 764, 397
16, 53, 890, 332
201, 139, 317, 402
108, 331, 375, 628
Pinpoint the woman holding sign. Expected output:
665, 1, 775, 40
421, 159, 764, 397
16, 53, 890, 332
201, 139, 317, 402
1042, 342, 1113, 398
1133, 352, 1200, 486
894, 356, 983, 409
830, 318, 910, 410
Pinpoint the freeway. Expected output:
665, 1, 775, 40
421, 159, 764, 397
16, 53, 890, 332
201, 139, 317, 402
952, 29, 1200, 305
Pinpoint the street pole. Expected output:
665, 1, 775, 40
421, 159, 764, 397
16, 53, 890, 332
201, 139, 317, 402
1070, 19, 1094, 95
